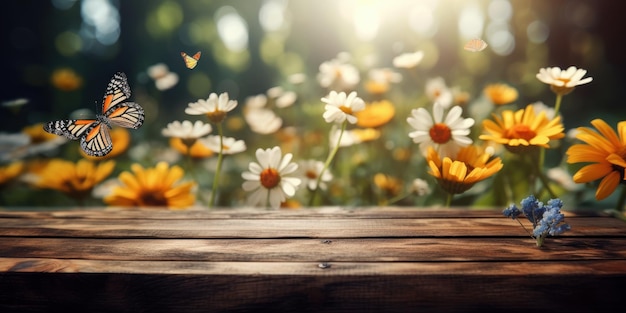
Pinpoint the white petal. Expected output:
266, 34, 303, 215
242, 171, 260, 181
444, 106, 462, 124
247, 188, 267, 206
256, 148, 270, 168
242, 180, 261, 191
278, 153, 294, 171
432, 102, 444, 123
248, 162, 263, 174
268, 189, 285, 209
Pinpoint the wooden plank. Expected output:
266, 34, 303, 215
1, 259, 625, 312
0, 206, 609, 220
2, 237, 625, 262
0, 217, 624, 238
2, 258, 626, 275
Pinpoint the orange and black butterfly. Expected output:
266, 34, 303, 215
180, 51, 201, 69
43, 72, 144, 157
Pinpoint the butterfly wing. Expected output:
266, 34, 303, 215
181, 51, 200, 69
100, 72, 145, 129
104, 102, 145, 129
464, 38, 488, 52
43, 119, 98, 140
80, 121, 113, 157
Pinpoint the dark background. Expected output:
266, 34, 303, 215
1, 0, 625, 134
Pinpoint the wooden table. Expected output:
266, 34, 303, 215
1, 207, 625, 312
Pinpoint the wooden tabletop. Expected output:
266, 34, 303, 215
1, 207, 625, 312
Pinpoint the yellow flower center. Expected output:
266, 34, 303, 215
260, 168, 281, 189
339, 105, 353, 115
506, 124, 536, 141
206, 111, 227, 124
429, 123, 452, 144
550, 79, 575, 96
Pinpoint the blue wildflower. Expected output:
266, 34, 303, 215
504, 195, 571, 247
502, 204, 521, 219
520, 195, 545, 225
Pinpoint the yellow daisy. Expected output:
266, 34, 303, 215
479, 104, 565, 154
566, 119, 626, 200
355, 100, 395, 128
36, 159, 115, 201
104, 162, 196, 209
373, 173, 403, 197
0, 161, 24, 186
483, 83, 518, 105
51, 68, 83, 92
169, 138, 214, 159
426, 145, 503, 195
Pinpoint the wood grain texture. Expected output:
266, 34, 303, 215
1, 207, 625, 312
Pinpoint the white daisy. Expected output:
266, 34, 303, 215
241, 146, 301, 209
536, 66, 593, 95
245, 107, 283, 134
425, 77, 453, 109
392, 51, 424, 69
161, 120, 212, 139
296, 159, 333, 190
317, 54, 360, 91
322, 91, 366, 124
407, 102, 475, 158
185, 92, 238, 123
199, 135, 246, 155
409, 178, 431, 196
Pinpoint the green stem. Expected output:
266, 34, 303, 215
553, 94, 563, 116
532, 150, 557, 199
209, 123, 224, 208
445, 192, 453, 207
308, 121, 347, 206
387, 193, 411, 206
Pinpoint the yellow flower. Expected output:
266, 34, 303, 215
364, 80, 390, 95
51, 68, 83, 91
566, 119, 626, 200
169, 138, 214, 158
104, 162, 196, 209
81, 128, 131, 160
355, 100, 395, 128
483, 83, 518, 105
23, 123, 60, 144
0, 162, 24, 186
373, 173, 402, 197
479, 104, 565, 154
36, 159, 115, 200
426, 145, 503, 194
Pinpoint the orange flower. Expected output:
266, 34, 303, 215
0, 162, 24, 186
427, 145, 503, 195
169, 138, 214, 158
483, 83, 518, 105
51, 68, 83, 91
104, 162, 196, 209
566, 119, 626, 200
480, 104, 564, 154
355, 100, 395, 128
36, 159, 115, 200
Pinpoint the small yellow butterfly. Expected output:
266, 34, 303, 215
463, 38, 488, 52
180, 51, 201, 69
